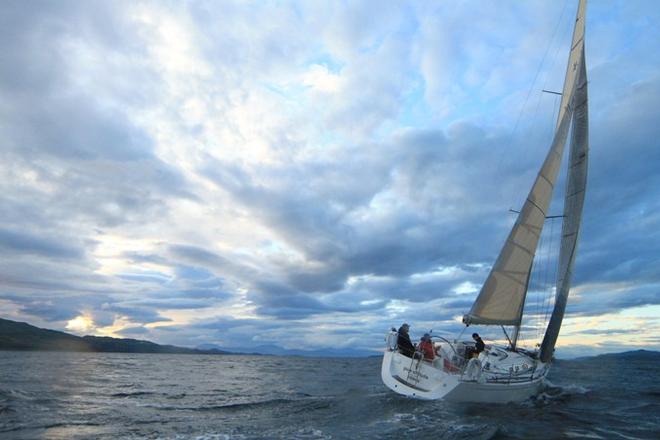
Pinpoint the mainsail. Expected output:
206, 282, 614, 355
463, 0, 588, 330
540, 47, 589, 362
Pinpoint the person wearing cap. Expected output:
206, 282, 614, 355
396, 323, 415, 358
418, 333, 435, 361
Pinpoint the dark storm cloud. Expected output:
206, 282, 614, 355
168, 244, 230, 269
122, 252, 171, 266
19, 302, 80, 323
184, 315, 390, 353
6, 97, 154, 161
117, 326, 149, 336
284, 264, 348, 294
118, 272, 171, 285
141, 299, 212, 310
566, 328, 642, 337
199, 121, 525, 320
573, 75, 660, 286
563, 283, 660, 318
0, 228, 85, 259
2, 287, 170, 326
201, 124, 511, 285
192, 317, 265, 332
248, 280, 330, 319
106, 305, 170, 325
0, 258, 109, 294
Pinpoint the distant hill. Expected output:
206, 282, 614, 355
588, 349, 660, 361
0, 318, 230, 355
567, 349, 660, 362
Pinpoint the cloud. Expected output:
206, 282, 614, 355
0, 228, 85, 259
0, 0, 659, 355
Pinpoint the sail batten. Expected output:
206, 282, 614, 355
464, 0, 587, 328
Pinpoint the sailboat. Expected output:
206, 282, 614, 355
381, 0, 589, 403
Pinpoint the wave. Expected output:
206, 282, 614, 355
522, 381, 590, 406
544, 379, 590, 394
0, 388, 33, 400
276, 428, 332, 440
0, 404, 15, 414
0, 421, 103, 435
136, 395, 324, 412
564, 429, 605, 439
110, 391, 155, 398
184, 428, 332, 440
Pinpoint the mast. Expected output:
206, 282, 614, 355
463, 0, 587, 346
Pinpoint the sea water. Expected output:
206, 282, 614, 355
0, 351, 658, 439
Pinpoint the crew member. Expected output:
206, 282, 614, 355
418, 333, 435, 361
473, 333, 485, 354
396, 323, 415, 357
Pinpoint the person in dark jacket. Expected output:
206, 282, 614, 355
472, 333, 485, 354
396, 323, 415, 357
465, 333, 486, 359
472, 333, 486, 353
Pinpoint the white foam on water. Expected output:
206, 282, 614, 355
559, 383, 590, 394
528, 380, 591, 405
290, 428, 332, 440
160, 434, 245, 440
391, 412, 417, 423
594, 427, 645, 440
564, 429, 605, 439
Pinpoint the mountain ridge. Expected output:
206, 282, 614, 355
575, 349, 660, 361
0, 317, 230, 355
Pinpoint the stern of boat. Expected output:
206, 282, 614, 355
381, 348, 460, 400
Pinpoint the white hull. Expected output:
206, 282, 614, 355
381, 343, 548, 403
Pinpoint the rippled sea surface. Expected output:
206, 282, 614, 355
1, 351, 658, 439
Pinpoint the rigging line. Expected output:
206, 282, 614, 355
507, 0, 572, 143
542, 218, 558, 330
492, 0, 572, 221
541, 217, 555, 340
549, 215, 562, 322
531, 235, 541, 343
532, 0, 572, 151
546, 95, 561, 158
539, 218, 551, 340
541, 0, 572, 93
537, 219, 554, 339
536, 93, 562, 343
524, 215, 544, 346
542, 216, 552, 310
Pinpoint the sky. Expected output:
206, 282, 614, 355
1, 0, 659, 358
